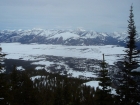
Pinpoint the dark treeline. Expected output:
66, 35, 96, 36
0, 65, 139, 105
0, 68, 96, 105
0, 67, 121, 105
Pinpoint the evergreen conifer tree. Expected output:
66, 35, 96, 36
0, 45, 8, 104
95, 54, 113, 105
0, 46, 6, 72
125, 4, 139, 69
116, 5, 139, 105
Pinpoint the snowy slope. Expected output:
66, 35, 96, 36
48, 32, 79, 40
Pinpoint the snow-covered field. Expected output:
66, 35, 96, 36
1, 43, 126, 93
1, 43, 125, 65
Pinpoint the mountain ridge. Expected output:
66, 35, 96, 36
0, 29, 140, 49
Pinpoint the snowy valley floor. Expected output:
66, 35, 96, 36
2, 43, 125, 65
1, 43, 126, 94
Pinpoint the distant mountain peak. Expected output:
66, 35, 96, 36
0, 29, 140, 49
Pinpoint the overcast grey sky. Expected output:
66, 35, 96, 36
0, 0, 140, 32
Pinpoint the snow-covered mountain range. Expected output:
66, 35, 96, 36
0, 28, 140, 49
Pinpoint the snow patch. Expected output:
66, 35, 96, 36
16, 66, 25, 71
48, 32, 79, 40
30, 75, 45, 81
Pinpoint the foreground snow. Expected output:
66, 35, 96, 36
84, 81, 117, 95
30, 75, 117, 95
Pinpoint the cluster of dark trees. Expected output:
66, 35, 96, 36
0, 68, 92, 105
115, 5, 140, 105
0, 5, 140, 105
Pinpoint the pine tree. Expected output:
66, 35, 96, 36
0, 45, 8, 104
95, 54, 113, 105
125, 4, 139, 69
116, 5, 139, 105
0, 47, 2, 71
20, 71, 38, 105
0, 73, 8, 105
99, 54, 111, 92
9, 65, 21, 105
0, 46, 6, 73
